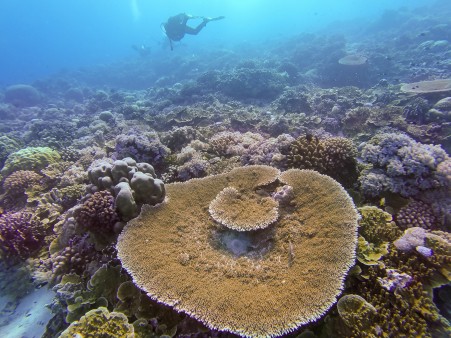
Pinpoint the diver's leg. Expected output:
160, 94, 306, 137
185, 20, 207, 35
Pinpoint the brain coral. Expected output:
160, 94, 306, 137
117, 165, 359, 337
1, 146, 61, 176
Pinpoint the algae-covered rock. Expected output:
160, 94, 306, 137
1, 146, 60, 176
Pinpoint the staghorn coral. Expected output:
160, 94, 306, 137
0, 212, 46, 260
59, 306, 134, 338
117, 165, 359, 337
0, 146, 61, 176
2, 170, 43, 195
359, 132, 449, 197
396, 200, 439, 230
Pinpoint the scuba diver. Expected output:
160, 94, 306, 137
161, 13, 225, 50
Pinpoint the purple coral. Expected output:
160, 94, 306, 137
0, 212, 46, 260
74, 191, 119, 233
393, 227, 426, 252
377, 269, 413, 292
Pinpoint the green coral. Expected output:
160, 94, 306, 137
1, 146, 61, 176
64, 265, 128, 323
0, 135, 21, 168
59, 307, 134, 338
357, 236, 389, 266
356, 206, 400, 266
358, 206, 401, 245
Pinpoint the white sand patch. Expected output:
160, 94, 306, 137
0, 287, 54, 338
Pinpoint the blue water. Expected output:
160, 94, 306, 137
0, 0, 433, 86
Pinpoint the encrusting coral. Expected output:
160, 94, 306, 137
0, 146, 61, 176
117, 165, 359, 337
59, 306, 134, 338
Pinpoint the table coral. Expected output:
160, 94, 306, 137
117, 165, 359, 337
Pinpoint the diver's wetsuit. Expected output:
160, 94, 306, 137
164, 13, 207, 42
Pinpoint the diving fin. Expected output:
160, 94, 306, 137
204, 16, 225, 23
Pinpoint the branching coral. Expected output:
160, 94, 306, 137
74, 191, 119, 245
2, 170, 43, 195
359, 132, 449, 197
286, 135, 358, 185
117, 165, 359, 337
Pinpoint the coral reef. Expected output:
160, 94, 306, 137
117, 165, 359, 337
2, 170, 43, 195
74, 191, 119, 235
113, 129, 170, 167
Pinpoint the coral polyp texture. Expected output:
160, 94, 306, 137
117, 165, 359, 337
209, 186, 280, 231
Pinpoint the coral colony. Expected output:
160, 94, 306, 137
1, 2, 451, 338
